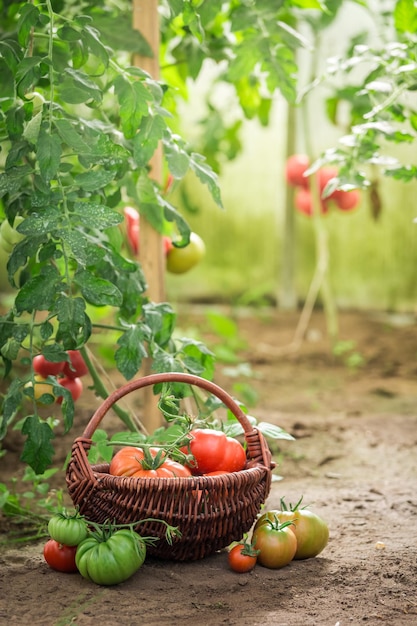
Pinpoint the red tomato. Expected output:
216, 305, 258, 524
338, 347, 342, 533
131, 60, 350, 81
252, 517, 297, 569
163, 236, 173, 256
55, 376, 83, 404
334, 189, 361, 211
33, 354, 65, 377
109, 446, 192, 478
295, 187, 329, 217
62, 350, 88, 379
181, 429, 246, 475
43, 539, 78, 573
124, 206, 140, 255
317, 166, 339, 196
285, 154, 310, 187
228, 542, 258, 573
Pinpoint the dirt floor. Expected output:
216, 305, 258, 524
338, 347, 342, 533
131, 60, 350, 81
1, 308, 417, 626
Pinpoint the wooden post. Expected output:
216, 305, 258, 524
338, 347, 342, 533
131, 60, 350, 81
132, 0, 165, 432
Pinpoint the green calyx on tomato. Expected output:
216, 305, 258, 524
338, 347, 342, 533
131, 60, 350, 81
180, 428, 246, 475
228, 535, 260, 573
75, 524, 147, 586
47, 510, 89, 547
109, 445, 192, 478
252, 515, 297, 569
278, 496, 329, 560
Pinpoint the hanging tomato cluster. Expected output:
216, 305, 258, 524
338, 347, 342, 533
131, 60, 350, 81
27, 350, 88, 404
285, 154, 361, 217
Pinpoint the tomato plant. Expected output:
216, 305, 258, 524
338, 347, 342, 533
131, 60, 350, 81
43, 539, 78, 573
48, 511, 88, 547
109, 446, 192, 478
252, 516, 297, 569
166, 232, 206, 274
180, 428, 246, 475
33, 355, 65, 378
75, 527, 147, 586
228, 536, 259, 573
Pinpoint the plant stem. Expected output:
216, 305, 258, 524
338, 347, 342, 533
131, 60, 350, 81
79, 345, 139, 432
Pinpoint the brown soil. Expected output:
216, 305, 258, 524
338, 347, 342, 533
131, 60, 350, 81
1, 309, 417, 626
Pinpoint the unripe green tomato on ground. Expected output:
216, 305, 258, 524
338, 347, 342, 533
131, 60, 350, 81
166, 232, 205, 274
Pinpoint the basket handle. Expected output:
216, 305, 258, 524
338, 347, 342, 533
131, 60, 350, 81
81, 372, 273, 468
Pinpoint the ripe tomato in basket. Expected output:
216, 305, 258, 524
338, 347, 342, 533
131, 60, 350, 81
180, 428, 246, 475
109, 446, 192, 478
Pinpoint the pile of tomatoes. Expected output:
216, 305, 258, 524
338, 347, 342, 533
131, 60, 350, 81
43, 510, 147, 585
28, 350, 88, 405
285, 154, 361, 217
228, 497, 329, 573
109, 428, 247, 478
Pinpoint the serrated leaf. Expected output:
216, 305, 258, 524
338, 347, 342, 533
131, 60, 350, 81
75, 269, 123, 306
0, 378, 22, 439
56, 295, 91, 348
114, 76, 150, 139
72, 202, 123, 229
189, 152, 223, 208
115, 325, 149, 379
20, 415, 55, 474
133, 115, 166, 167
54, 119, 91, 153
14, 269, 61, 313
74, 169, 117, 192
37, 127, 62, 182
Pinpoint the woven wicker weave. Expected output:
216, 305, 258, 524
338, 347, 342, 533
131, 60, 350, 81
66, 372, 274, 561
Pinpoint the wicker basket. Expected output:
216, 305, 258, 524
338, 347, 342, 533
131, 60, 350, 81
66, 372, 274, 561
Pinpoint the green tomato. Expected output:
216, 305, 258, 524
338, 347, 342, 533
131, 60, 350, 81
252, 518, 297, 569
47, 511, 89, 547
166, 232, 205, 274
76, 529, 146, 586
0, 217, 24, 247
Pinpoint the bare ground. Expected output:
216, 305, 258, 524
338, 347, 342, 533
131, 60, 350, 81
1, 308, 416, 626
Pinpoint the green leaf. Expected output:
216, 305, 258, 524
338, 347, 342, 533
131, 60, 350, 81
115, 326, 149, 380
37, 127, 62, 182
17, 4, 40, 47
257, 422, 295, 441
56, 295, 91, 349
113, 76, 150, 139
14, 269, 61, 313
189, 152, 223, 208
20, 415, 55, 474
72, 202, 123, 229
54, 119, 91, 153
133, 115, 166, 167
89, 13, 153, 56
60, 68, 103, 104
74, 270, 123, 307
74, 169, 117, 192
0, 378, 22, 439
394, 0, 417, 34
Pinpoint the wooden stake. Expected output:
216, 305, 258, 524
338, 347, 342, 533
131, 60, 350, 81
132, 0, 165, 431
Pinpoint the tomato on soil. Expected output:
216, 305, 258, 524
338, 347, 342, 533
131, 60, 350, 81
228, 540, 259, 573
43, 539, 78, 573
252, 516, 297, 569
47, 512, 88, 547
